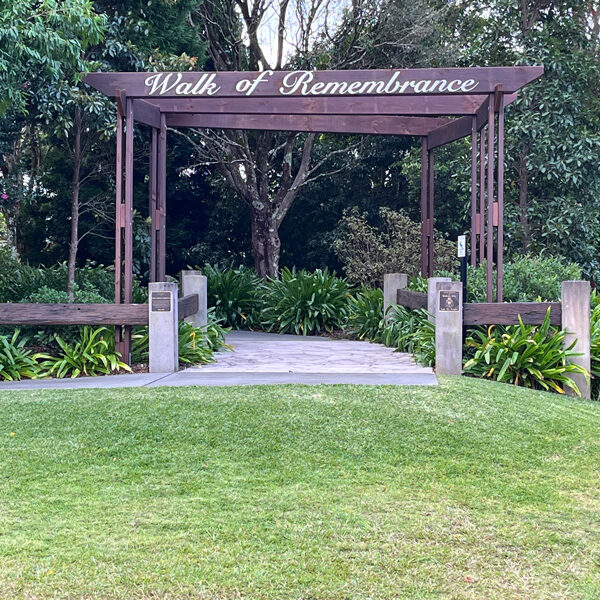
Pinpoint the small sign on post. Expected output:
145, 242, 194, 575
457, 235, 466, 258
439, 290, 460, 312
151, 291, 172, 312
458, 235, 467, 303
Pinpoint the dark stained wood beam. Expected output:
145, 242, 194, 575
115, 89, 126, 117
132, 99, 161, 128
150, 95, 487, 117
178, 294, 199, 319
83, 66, 544, 98
427, 93, 518, 148
165, 113, 455, 136
396, 289, 428, 310
463, 302, 561, 326
0, 303, 148, 326
427, 116, 472, 149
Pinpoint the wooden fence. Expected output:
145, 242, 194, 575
396, 289, 562, 326
0, 294, 199, 327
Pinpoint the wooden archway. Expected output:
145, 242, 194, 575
84, 66, 543, 356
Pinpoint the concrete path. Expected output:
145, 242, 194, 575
0, 331, 437, 390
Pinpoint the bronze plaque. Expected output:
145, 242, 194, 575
151, 291, 172, 312
439, 290, 460, 312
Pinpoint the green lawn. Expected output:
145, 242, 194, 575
1, 378, 599, 599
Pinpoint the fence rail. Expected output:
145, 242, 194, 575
395, 290, 561, 326
178, 294, 199, 319
0, 303, 148, 326
0, 293, 200, 327
396, 289, 427, 310
463, 302, 561, 326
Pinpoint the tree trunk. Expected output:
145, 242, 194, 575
67, 109, 82, 303
251, 205, 280, 278
4, 211, 18, 260
518, 150, 530, 253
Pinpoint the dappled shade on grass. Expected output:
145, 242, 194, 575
0, 378, 599, 599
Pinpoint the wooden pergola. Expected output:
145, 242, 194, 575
83, 66, 543, 355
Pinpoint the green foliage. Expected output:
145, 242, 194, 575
261, 268, 351, 335
380, 306, 435, 367
347, 288, 384, 340
203, 264, 262, 329
177, 320, 230, 366
0, 0, 106, 114
448, 256, 581, 303
408, 275, 428, 292
332, 207, 456, 287
39, 326, 130, 379
0, 254, 147, 305
464, 310, 588, 395
24, 284, 108, 305
0, 330, 43, 381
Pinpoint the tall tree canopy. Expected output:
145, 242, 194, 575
179, 0, 449, 277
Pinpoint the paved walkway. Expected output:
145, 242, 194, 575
0, 331, 437, 390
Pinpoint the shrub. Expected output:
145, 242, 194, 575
261, 267, 351, 335
0, 256, 146, 304
0, 330, 43, 381
202, 263, 262, 329
331, 207, 456, 287
23, 284, 109, 304
39, 327, 131, 378
463, 309, 588, 395
381, 306, 435, 367
347, 288, 384, 340
177, 320, 230, 366
462, 256, 581, 303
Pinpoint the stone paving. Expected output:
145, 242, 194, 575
0, 331, 437, 390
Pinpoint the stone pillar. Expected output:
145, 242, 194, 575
383, 273, 408, 321
435, 281, 463, 375
561, 281, 591, 399
427, 277, 452, 322
181, 270, 207, 327
148, 281, 179, 373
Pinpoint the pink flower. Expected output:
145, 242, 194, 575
1, 194, 8, 200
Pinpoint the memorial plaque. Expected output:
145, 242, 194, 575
151, 291, 172, 312
439, 290, 460, 312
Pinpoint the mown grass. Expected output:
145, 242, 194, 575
0, 378, 599, 599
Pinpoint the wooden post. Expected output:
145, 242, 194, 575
122, 98, 135, 362
149, 127, 158, 282
479, 128, 486, 265
158, 113, 167, 282
486, 94, 495, 302
470, 116, 477, 266
561, 281, 591, 399
420, 138, 428, 277
114, 105, 125, 357
497, 94, 505, 303
427, 149, 434, 277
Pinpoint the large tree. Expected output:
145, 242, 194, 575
449, 0, 600, 278
184, 0, 448, 277
0, 0, 105, 259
